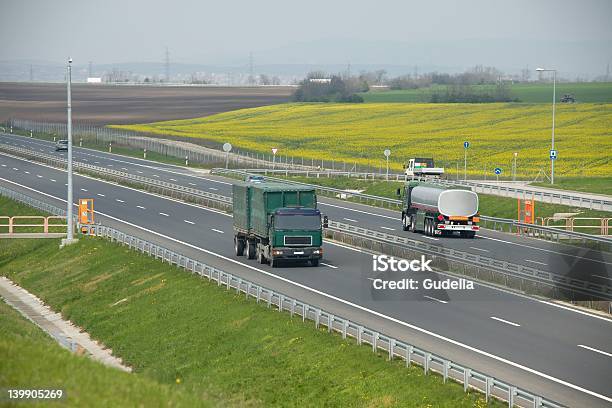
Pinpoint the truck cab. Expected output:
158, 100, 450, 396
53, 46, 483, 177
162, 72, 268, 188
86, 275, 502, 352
404, 158, 444, 178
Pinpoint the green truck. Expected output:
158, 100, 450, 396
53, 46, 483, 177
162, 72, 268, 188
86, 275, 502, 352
233, 182, 326, 267
398, 181, 480, 238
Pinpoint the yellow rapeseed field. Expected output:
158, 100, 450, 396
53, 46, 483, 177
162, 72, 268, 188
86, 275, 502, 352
113, 103, 612, 177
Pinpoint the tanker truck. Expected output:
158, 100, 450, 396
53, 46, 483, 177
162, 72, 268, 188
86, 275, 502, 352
233, 182, 326, 267
397, 181, 480, 238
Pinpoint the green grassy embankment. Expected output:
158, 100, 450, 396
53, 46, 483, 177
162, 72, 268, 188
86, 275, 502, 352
0, 301, 207, 407
0, 196, 495, 407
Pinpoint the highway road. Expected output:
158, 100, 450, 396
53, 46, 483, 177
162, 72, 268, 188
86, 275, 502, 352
0, 148, 611, 407
2, 133, 611, 288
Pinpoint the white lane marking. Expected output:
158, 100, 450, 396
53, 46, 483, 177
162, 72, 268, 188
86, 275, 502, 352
188, 182, 196, 186
184, 220, 195, 225
50, 179, 56, 182
577, 344, 612, 358
480, 235, 612, 266
137, 171, 143, 174
24, 171, 30, 174
12, 167, 18, 170
320, 262, 338, 269
319, 201, 396, 220
107, 164, 113, 167
115, 199, 125, 203
80, 188, 88, 192
136, 205, 146, 210
0, 164, 5, 167
424, 295, 448, 304
423, 236, 439, 241
36, 174, 42, 178
153, 175, 159, 178
380, 226, 395, 231
121, 167, 127, 170
525, 259, 547, 266
211, 228, 224, 234
159, 212, 169, 217
97, 193, 105, 197
592, 274, 612, 282
470, 247, 489, 252
490, 316, 521, 327
94, 161, 100, 164
209, 187, 218, 191
169, 178, 177, 182
343, 217, 358, 223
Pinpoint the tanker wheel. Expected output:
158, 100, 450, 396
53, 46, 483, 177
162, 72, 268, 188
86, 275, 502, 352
402, 214, 409, 231
411, 216, 417, 233
234, 237, 245, 256
424, 219, 430, 236
246, 241, 256, 259
257, 249, 266, 264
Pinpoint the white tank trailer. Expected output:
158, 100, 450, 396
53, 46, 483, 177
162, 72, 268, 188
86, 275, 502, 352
398, 181, 480, 238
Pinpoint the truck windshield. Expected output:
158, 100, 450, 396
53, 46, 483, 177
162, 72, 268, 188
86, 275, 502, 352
275, 214, 320, 230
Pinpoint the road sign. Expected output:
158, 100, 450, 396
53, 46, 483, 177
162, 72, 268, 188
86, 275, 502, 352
549, 149, 557, 160
383, 149, 391, 157
494, 167, 502, 175
464, 141, 470, 149
222, 142, 232, 152
272, 148, 278, 155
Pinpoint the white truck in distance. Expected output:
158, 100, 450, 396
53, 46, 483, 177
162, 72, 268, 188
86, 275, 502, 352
404, 158, 444, 178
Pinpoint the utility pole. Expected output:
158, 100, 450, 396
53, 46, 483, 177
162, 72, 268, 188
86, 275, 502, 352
606, 63, 610, 82
164, 47, 170, 83
88, 61, 93, 78
347, 62, 351, 79
248, 52, 255, 85
61, 57, 77, 247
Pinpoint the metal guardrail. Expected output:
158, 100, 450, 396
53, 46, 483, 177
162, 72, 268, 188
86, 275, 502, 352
327, 221, 611, 300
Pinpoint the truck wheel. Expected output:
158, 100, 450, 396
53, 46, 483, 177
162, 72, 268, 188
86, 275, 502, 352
311, 259, 319, 267
411, 216, 417, 233
258, 250, 266, 264
269, 258, 277, 268
466, 231, 476, 239
234, 237, 245, 256
246, 241, 256, 259
402, 214, 409, 231
424, 219, 430, 236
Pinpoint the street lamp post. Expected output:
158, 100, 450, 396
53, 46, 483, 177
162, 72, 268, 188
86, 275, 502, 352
513, 152, 518, 182
536, 67, 556, 184
61, 57, 76, 247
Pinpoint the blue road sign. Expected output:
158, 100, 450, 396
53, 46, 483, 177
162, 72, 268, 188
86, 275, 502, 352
464, 141, 470, 149
550, 149, 557, 160
494, 167, 502, 175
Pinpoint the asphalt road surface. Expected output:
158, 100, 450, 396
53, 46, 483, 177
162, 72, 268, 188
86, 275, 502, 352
0, 141, 611, 407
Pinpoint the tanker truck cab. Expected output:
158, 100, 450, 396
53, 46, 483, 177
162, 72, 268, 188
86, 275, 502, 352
398, 181, 480, 238
265, 207, 323, 266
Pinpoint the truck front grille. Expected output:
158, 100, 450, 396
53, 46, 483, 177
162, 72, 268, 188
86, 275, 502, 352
284, 236, 312, 246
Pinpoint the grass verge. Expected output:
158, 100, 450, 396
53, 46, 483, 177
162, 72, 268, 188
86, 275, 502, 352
0, 301, 208, 407
0, 196, 496, 407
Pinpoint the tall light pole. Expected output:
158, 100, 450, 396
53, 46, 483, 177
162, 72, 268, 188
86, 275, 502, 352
62, 57, 76, 246
513, 152, 518, 182
536, 67, 556, 184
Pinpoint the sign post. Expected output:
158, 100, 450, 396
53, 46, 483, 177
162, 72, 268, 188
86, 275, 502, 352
494, 167, 502, 183
383, 149, 391, 180
223, 142, 232, 169
463, 141, 469, 181
272, 147, 278, 170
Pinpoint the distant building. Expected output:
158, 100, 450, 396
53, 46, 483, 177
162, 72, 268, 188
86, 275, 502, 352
87, 77, 102, 84
308, 78, 331, 83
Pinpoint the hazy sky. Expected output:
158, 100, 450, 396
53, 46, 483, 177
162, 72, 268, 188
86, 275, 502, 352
1, 0, 611, 75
